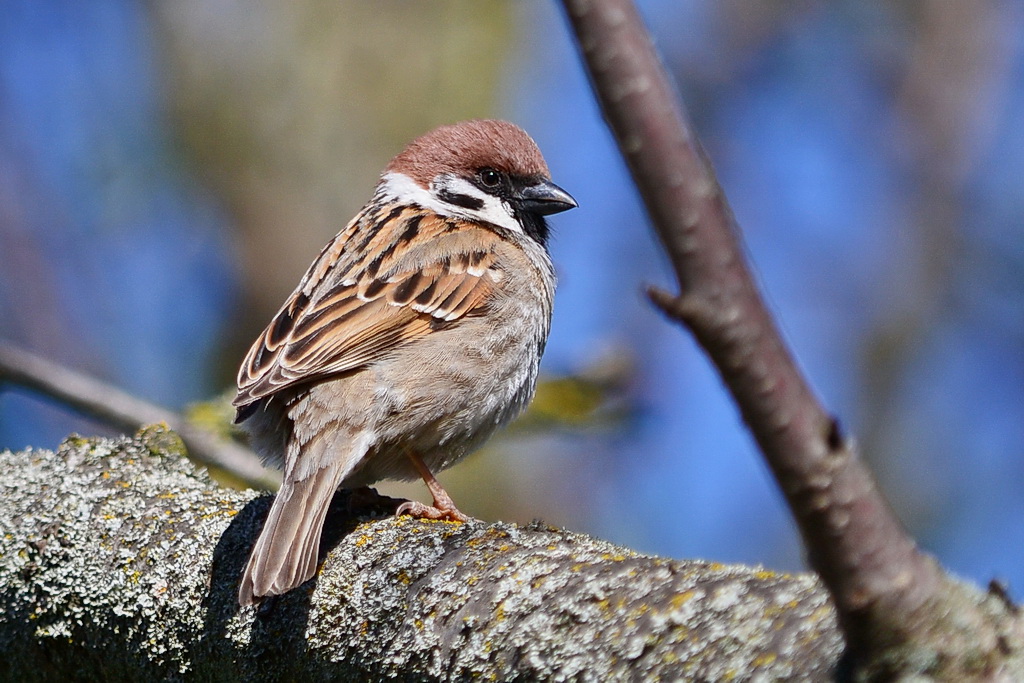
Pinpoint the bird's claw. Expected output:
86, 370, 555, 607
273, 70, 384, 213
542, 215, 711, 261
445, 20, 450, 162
396, 499, 469, 523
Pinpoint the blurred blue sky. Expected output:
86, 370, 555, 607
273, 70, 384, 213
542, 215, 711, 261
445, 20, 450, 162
1, 1, 1022, 596
0, 0, 234, 436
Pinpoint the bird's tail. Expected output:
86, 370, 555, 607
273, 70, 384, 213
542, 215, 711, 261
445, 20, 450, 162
238, 459, 349, 606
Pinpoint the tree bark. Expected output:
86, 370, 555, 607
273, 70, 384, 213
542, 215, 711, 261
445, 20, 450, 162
0, 427, 842, 681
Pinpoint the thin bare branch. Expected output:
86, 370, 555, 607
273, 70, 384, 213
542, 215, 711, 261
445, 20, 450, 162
0, 341, 277, 490
559, 0, 1022, 675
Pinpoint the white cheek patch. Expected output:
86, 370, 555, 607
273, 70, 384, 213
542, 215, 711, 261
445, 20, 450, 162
379, 172, 523, 235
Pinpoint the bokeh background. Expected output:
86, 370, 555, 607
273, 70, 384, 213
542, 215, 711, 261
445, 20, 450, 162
2, 1, 1023, 595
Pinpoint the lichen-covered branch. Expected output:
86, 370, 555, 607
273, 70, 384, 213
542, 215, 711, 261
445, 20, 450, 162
0, 428, 842, 680
559, 0, 1024, 678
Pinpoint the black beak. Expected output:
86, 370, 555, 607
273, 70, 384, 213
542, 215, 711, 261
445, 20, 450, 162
515, 179, 578, 216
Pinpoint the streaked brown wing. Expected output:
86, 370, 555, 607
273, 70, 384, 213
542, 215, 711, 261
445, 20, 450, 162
234, 208, 502, 412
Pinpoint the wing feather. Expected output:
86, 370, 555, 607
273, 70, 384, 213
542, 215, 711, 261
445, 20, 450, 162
234, 207, 503, 413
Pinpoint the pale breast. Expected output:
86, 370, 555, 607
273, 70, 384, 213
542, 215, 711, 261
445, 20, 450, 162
342, 239, 554, 486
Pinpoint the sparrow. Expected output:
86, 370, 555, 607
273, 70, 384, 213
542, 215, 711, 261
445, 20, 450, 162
234, 119, 576, 605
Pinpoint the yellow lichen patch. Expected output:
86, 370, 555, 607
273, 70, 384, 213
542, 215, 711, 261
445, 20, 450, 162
354, 534, 373, 547
396, 571, 412, 585
752, 653, 777, 667
632, 603, 650, 617
101, 471, 110, 479
467, 527, 509, 549
600, 553, 627, 562
466, 576, 479, 586
670, 591, 696, 609
754, 569, 777, 580
810, 605, 833, 622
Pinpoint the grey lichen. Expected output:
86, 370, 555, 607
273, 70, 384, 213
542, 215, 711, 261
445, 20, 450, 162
0, 428, 843, 681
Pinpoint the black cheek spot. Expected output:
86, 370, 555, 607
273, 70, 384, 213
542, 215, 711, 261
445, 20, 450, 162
437, 188, 485, 212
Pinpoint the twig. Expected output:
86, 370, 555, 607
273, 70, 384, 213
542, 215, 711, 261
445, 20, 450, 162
558, 0, 961, 664
0, 341, 277, 490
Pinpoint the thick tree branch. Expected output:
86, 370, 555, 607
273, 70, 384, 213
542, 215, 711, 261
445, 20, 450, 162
0, 341, 277, 489
0, 429, 842, 680
559, 0, 1023, 677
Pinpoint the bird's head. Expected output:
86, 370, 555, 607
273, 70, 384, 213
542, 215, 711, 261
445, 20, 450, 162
382, 119, 577, 247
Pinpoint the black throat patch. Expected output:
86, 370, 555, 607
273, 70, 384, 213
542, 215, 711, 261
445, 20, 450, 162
515, 210, 550, 247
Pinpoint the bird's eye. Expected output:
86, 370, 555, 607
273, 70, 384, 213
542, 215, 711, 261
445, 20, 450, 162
478, 168, 501, 188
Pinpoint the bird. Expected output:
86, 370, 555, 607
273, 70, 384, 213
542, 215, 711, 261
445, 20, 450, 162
234, 119, 576, 605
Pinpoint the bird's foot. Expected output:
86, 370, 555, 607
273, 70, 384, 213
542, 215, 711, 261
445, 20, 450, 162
396, 499, 469, 523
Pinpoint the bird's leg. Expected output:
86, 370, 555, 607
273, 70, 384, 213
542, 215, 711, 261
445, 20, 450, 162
396, 451, 469, 522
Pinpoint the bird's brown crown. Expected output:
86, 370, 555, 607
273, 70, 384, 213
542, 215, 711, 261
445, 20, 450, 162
386, 119, 551, 188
